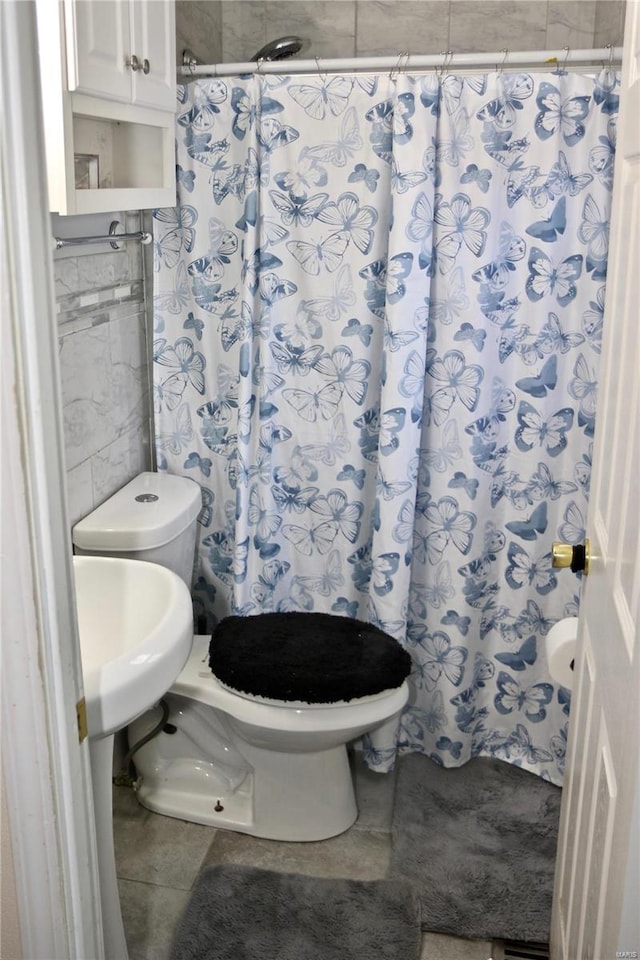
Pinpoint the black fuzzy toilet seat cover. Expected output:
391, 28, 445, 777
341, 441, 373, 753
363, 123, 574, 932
208, 611, 412, 704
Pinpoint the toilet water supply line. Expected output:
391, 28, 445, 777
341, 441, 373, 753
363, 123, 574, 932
113, 699, 171, 786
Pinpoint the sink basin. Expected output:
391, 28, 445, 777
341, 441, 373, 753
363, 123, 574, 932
73, 555, 193, 958
73, 555, 193, 738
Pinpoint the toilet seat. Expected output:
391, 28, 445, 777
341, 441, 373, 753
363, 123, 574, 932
209, 611, 412, 704
215, 678, 400, 708
172, 636, 409, 732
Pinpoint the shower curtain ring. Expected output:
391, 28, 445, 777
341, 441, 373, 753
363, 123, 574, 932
389, 51, 409, 80
606, 42, 614, 70
437, 50, 452, 79
256, 56, 265, 74
497, 48, 508, 76
315, 56, 328, 82
562, 45, 570, 71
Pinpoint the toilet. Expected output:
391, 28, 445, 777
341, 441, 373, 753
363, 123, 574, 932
72, 472, 410, 842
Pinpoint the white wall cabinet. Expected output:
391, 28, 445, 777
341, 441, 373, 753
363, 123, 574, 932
67, 0, 176, 113
36, 0, 177, 216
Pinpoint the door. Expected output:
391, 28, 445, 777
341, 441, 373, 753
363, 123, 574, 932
550, 3, 640, 958
130, 0, 176, 112
65, 0, 132, 103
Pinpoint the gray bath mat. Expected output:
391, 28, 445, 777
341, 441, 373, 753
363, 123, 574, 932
171, 865, 421, 960
389, 755, 561, 943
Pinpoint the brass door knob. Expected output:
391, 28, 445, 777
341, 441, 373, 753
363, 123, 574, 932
551, 539, 591, 575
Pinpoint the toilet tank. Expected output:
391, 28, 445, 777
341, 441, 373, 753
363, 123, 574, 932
72, 472, 201, 586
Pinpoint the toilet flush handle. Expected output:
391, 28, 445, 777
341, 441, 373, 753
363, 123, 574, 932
551, 539, 591, 575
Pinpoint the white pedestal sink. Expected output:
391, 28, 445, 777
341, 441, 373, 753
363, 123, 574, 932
73, 556, 193, 960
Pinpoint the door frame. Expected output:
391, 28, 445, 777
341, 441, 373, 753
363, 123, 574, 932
1, 3, 103, 957
2, 3, 638, 959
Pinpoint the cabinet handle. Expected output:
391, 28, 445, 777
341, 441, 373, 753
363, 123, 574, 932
127, 54, 141, 72
142, 58, 150, 75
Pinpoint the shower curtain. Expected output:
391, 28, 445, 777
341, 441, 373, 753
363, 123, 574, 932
153, 66, 619, 785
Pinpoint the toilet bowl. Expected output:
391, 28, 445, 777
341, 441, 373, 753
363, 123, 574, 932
129, 635, 408, 841
73, 471, 410, 842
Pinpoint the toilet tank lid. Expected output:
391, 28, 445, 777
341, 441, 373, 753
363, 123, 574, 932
72, 472, 201, 552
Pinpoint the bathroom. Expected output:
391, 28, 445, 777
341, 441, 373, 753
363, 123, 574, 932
2, 1, 639, 959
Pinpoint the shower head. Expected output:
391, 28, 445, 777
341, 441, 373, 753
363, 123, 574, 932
252, 36, 308, 62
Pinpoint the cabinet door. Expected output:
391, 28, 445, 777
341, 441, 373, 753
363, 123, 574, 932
130, 0, 176, 112
66, 0, 132, 103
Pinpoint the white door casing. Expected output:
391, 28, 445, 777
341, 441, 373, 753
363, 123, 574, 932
1, 2, 104, 957
550, 2, 640, 958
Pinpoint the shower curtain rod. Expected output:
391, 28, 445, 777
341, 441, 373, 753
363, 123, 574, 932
179, 45, 622, 78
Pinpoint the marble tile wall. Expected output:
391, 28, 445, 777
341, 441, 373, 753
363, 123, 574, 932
54, 212, 151, 528
196, 0, 626, 64
176, 0, 222, 66
594, 0, 627, 44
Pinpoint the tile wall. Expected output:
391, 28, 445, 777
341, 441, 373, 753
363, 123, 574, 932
594, 0, 627, 45
54, 211, 151, 528
176, 0, 222, 66
207, 0, 626, 64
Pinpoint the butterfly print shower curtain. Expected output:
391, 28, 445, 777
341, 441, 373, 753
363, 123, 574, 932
153, 67, 619, 784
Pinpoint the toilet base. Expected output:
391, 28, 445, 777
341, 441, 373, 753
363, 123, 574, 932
135, 741, 357, 841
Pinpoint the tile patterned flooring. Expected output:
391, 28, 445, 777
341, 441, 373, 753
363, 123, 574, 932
114, 754, 495, 960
